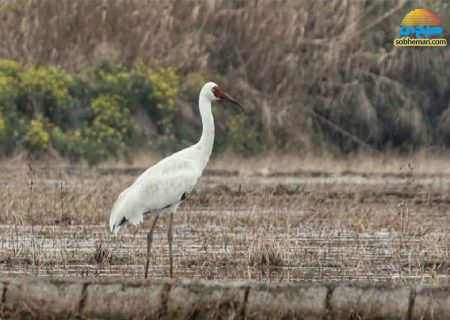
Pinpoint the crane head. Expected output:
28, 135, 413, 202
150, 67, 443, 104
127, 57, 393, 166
202, 82, 241, 106
212, 85, 241, 107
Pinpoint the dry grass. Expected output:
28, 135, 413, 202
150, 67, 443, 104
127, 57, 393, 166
0, 1, 448, 152
115, 151, 450, 176
210, 152, 450, 176
0, 155, 449, 283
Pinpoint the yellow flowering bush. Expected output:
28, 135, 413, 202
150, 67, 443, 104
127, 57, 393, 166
0, 59, 258, 162
21, 65, 73, 100
0, 59, 21, 103
0, 74, 19, 102
20, 64, 75, 127
25, 118, 49, 151
149, 67, 179, 111
0, 59, 21, 77
79, 94, 131, 164
148, 67, 180, 152
91, 94, 131, 138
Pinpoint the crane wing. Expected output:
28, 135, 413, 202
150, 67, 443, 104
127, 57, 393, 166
109, 159, 200, 235
133, 148, 199, 185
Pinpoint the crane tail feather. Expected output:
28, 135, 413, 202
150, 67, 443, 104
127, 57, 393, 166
109, 190, 145, 235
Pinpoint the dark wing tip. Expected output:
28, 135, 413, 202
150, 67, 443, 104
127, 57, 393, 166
118, 216, 128, 227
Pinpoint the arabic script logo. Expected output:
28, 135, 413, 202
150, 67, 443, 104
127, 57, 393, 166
394, 9, 447, 47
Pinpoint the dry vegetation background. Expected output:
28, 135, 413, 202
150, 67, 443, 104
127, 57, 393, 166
0, 0, 449, 160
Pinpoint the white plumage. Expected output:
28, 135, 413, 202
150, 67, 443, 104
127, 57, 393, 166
108, 81, 241, 278
109, 154, 201, 234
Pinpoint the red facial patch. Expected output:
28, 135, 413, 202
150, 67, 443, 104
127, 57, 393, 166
212, 86, 223, 99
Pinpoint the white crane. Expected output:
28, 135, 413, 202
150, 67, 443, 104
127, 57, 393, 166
109, 82, 241, 278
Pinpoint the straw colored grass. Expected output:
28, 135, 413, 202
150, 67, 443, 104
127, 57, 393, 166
0, 155, 448, 283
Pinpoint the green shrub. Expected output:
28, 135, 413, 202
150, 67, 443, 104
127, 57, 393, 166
0, 60, 21, 105
0, 104, 26, 154
25, 118, 49, 152
78, 61, 152, 113
227, 114, 259, 154
20, 64, 75, 128
0, 74, 19, 102
149, 67, 179, 110
0, 59, 21, 77
148, 67, 180, 153
90, 94, 130, 133
57, 129, 85, 163
43, 94, 132, 164
79, 94, 131, 164
0, 112, 5, 148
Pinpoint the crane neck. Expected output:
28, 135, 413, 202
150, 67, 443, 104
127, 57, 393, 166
197, 94, 215, 169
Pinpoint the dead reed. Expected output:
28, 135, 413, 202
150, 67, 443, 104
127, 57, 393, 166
0, 156, 448, 283
0, 1, 448, 152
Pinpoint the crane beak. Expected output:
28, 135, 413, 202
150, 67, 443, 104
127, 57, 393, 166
219, 91, 242, 107
213, 86, 244, 113
217, 90, 244, 115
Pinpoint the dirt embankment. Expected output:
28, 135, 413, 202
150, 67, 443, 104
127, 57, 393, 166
1, 277, 449, 319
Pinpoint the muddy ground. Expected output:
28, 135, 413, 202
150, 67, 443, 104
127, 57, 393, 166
0, 165, 449, 283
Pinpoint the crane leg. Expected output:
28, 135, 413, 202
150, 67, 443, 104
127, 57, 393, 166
168, 211, 174, 278
144, 214, 160, 279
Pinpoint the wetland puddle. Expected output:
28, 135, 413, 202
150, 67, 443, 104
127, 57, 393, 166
1, 209, 449, 284
1, 171, 449, 284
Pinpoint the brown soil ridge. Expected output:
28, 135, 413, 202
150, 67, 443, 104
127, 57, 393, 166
1, 277, 449, 319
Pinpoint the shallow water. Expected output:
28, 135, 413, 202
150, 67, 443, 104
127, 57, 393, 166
1, 172, 449, 283
1, 211, 448, 284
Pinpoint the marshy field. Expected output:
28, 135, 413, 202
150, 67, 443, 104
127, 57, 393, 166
0, 155, 449, 284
